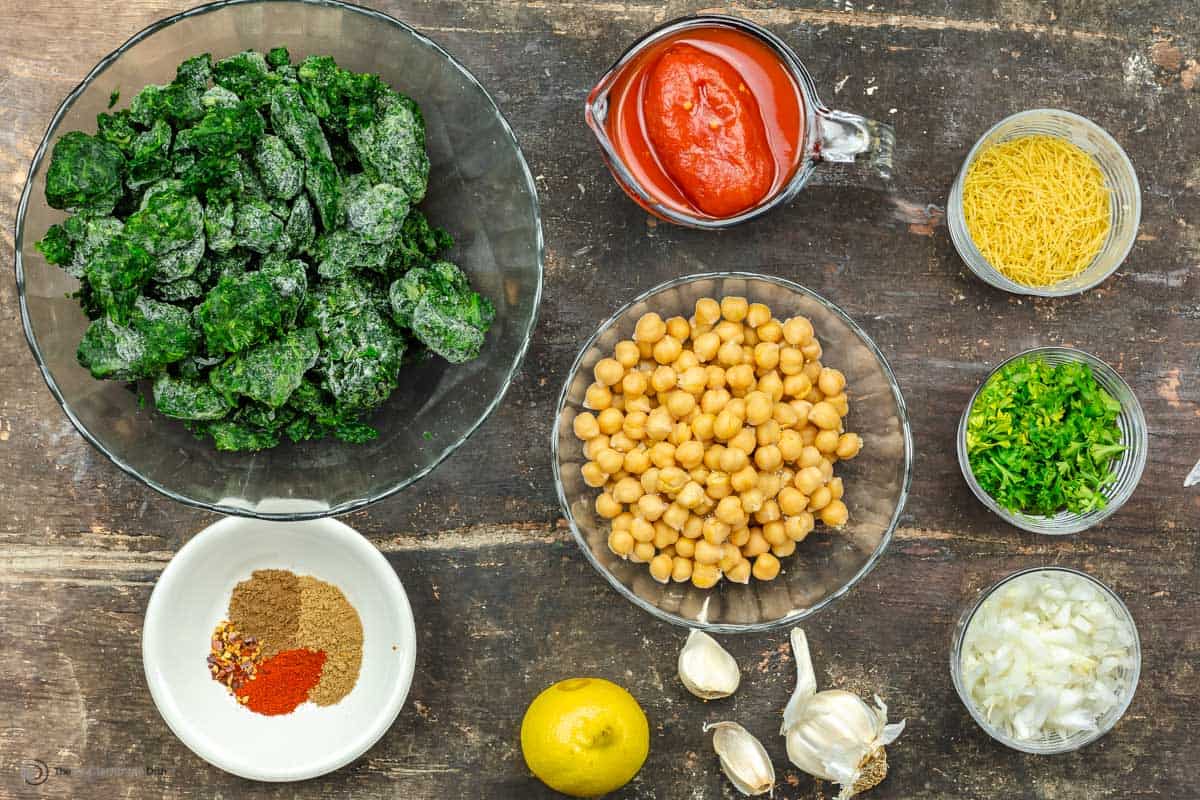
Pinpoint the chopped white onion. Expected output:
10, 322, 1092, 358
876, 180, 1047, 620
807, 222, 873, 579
959, 570, 1135, 743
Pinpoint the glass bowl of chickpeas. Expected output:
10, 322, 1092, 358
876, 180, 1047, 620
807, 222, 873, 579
552, 272, 913, 632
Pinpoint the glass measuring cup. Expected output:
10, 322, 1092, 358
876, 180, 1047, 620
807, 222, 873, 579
585, 15, 896, 228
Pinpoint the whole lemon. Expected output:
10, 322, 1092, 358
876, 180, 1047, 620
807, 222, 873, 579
520, 677, 650, 797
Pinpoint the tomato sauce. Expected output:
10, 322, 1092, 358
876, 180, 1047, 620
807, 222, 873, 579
605, 26, 805, 219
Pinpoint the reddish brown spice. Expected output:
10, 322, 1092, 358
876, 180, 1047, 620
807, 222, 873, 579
207, 620, 262, 694
236, 648, 327, 716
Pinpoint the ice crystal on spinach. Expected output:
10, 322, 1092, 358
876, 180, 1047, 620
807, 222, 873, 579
35, 49, 490, 451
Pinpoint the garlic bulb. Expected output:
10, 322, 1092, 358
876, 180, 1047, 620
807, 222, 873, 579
678, 630, 740, 700
704, 721, 775, 796
781, 627, 905, 800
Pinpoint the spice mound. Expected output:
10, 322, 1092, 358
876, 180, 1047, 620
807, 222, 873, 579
207, 569, 364, 716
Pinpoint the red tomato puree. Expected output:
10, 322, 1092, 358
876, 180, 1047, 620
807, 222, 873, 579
605, 26, 805, 219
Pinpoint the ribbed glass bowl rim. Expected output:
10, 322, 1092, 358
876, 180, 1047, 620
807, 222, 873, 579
550, 271, 914, 633
12, 0, 544, 521
948, 566, 1142, 754
956, 346, 1147, 535
947, 108, 1141, 297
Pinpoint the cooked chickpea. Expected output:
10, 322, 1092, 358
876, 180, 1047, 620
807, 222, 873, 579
665, 390, 696, 419
752, 553, 781, 581
713, 409, 742, 441
757, 472, 782, 499
645, 407, 673, 441
779, 429, 804, 462
754, 444, 783, 472
785, 512, 815, 542
636, 340, 654, 360
836, 432, 863, 459
828, 476, 844, 500
648, 365, 675, 394
640, 467, 660, 495
798, 445, 822, 469
634, 312, 666, 343
670, 418, 694, 444
772, 539, 797, 558
696, 516, 728, 544
757, 320, 783, 344
660, 315, 686, 341
585, 382, 613, 410
814, 429, 840, 454
585, 435, 610, 460
621, 370, 648, 399
595, 492, 622, 519
691, 413, 716, 441
647, 553, 673, 583
671, 556, 694, 583
622, 448, 651, 475
717, 339, 744, 367
802, 359, 823, 383
695, 297, 721, 325
705, 365, 727, 389
716, 495, 746, 526
692, 331, 720, 362
609, 339, 638, 367
691, 562, 723, 589
631, 541, 656, 563
799, 425, 818, 446
728, 427, 757, 455
625, 395, 651, 414
661, 503, 689, 532
676, 480, 706, 509
731, 465, 758, 493
594, 357, 624, 387
581, 461, 607, 488
637, 493, 667, 521
726, 397, 746, 418
808, 485, 832, 513
716, 542, 741, 573
779, 347, 805, 375
817, 457, 834, 483
815, 367, 844, 396
677, 365, 707, 395
596, 407, 623, 435
742, 529, 770, 558
820, 499, 848, 527
719, 296, 748, 322
714, 446, 745, 474
742, 391, 772, 426
825, 393, 849, 417
778, 486, 809, 516
703, 444, 725, 471
725, 558, 751, 583
777, 314, 808, 344
809, 401, 840, 431
657, 466, 688, 495
694, 538, 723, 565
672, 439, 704, 470
762, 520, 788, 547
749, 342, 779, 376
730, 526, 751, 547
741, 345, 755, 365
612, 477, 643, 505
801, 340, 823, 362
701, 388, 731, 415
756, 420, 782, 447
675, 537, 697, 559
705, 471, 732, 500
688, 466, 710, 486
609, 530, 634, 557
628, 517, 654, 543
573, 412, 600, 441
594, 448, 622, 475
755, 499, 781, 525
795, 466, 824, 495
783, 373, 812, 400
757, 371, 784, 402
803, 387, 824, 405
652, 335, 682, 365
740, 488, 765, 514
723, 365, 753, 394
647, 441, 675, 469
622, 410, 648, 441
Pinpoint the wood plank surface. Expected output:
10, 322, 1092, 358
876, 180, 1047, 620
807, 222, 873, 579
2, 1, 1199, 798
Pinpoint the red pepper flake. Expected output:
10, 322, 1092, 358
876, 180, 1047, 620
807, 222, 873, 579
207, 620, 262, 695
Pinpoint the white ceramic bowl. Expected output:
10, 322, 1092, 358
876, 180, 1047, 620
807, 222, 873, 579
142, 516, 417, 781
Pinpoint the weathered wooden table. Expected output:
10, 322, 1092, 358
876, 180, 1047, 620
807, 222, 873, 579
2, 1, 1198, 797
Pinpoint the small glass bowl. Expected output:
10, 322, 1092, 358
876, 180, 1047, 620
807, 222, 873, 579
957, 347, 1147, 535
949, 566, 1141, 754
552, 272, 913, 632
947, 109, 1141, 296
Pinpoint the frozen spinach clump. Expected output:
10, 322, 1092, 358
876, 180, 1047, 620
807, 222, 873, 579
36, 49, 493, 452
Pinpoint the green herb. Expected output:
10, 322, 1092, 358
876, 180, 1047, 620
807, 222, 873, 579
36, 49, 491, 452
108, 89, 120, 109
966, 358, 1126, 516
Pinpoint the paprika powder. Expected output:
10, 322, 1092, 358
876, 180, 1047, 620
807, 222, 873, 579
237, 648, 327, 716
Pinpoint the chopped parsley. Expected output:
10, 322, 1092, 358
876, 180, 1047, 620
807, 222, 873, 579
966, 358, 1126, 516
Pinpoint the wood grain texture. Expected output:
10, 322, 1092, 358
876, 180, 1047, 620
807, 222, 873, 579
1, 0, 1198, 797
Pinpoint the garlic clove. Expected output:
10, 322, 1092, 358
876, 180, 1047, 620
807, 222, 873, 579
704, 721, 775, 797
678, 630, 740, 700
781, 626, 818, 734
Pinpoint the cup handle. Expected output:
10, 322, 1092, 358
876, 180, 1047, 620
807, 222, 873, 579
815, 107, 895, 179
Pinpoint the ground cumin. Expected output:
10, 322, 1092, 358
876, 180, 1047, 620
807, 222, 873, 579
296, 575, 363, 706
228, 569, 301, 657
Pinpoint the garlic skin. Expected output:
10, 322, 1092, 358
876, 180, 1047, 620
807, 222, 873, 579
781, 628, 905, 800
678, 630, 741, 700
704, 721, 775, 796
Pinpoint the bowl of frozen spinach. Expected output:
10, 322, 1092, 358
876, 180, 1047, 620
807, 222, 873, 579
15, 0, 542, 518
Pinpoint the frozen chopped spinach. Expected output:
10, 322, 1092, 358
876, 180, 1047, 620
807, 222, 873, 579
36, 49, 491, 451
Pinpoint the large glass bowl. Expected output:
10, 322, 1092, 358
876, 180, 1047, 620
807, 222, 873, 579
15, 0, 543, 519
957, 347, 1147, 535
552, 273, 912, 632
